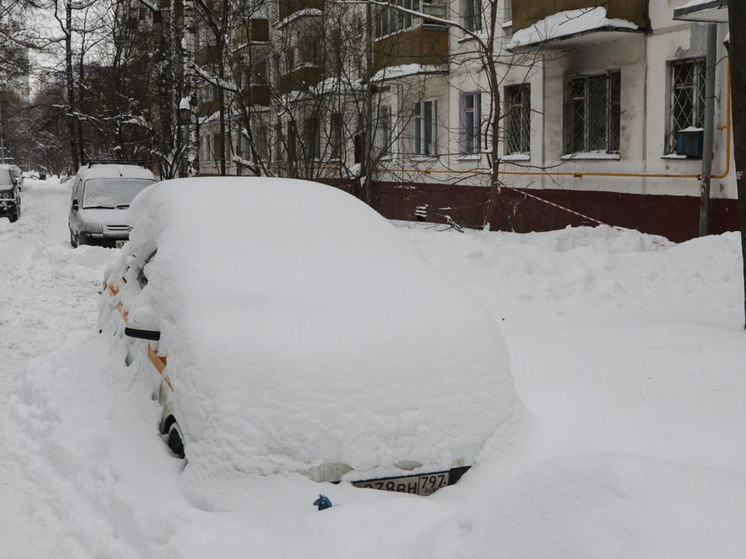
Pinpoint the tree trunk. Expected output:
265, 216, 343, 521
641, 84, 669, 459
65, 0, 79, 172
482, 0, 501, 230
727, 4, 746, 329
183, 0, 199, 176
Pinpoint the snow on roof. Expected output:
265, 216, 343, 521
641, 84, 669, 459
116, 177, 522, 481
77, 164, 156, 181
507, 7, 638, 51
371, 64, 448, 83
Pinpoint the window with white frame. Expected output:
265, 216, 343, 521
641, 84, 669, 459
411, 99, 437, 156
505, 84, 530, 155
565, 70, 620, 154
374, 104, 392, 157
459, 92, 481, 155
503, 0, 511, 23
464, 0, 482, 32
668, 58, 705, 154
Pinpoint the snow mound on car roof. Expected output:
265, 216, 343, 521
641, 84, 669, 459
122, 177, 524, 489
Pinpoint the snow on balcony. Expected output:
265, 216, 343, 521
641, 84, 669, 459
506, 7, 638, 52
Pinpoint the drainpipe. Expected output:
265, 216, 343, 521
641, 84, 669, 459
700, 23, 718, 237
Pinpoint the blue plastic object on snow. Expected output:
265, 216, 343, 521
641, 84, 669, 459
313, 494, 333, 511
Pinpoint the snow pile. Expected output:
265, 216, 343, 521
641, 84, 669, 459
507, 7, 638, 50
4, 181, 746, 558
111, 177, 523, 491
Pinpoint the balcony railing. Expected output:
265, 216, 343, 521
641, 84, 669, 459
373, 25, 449, 73
239, 84, 271, 107
512, 0, 647, 34
196, 45, 221, 66
279, 65, 323, 93
234, 18, 270, 46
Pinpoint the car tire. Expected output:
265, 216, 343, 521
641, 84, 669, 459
9, 209, 18, 223
166, 422, 185, 459
70, 230, 78, 248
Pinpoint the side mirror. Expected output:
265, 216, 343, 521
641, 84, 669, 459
124, 323, 161, 341
72, 199, 79, 211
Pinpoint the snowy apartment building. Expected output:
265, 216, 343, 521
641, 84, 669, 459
193, 0, 736, 241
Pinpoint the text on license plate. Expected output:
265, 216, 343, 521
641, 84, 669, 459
115, 240, 127, 248
353, 471, 450, 496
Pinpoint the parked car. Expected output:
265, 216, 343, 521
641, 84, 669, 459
0, 164, 22, 222
99, 177, 519, 495
68, 163, 157, 248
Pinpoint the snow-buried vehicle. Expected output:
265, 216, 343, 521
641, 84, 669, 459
99, 177, 522, 495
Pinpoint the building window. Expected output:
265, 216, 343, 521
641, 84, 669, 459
377, 0, 411, 37
375, 104, 392, 157
505, 84, 530, 155
464, 0, 482, 32
668, 58, 705, 154
411, 99, 437, 156
274, 119, 283, 162
503, 0, 511, 23
252, 59, 267, 85
330, 113, 343, 161
304, 118, 321, 160
459, 92, 481, 155
565, 70, 620, 154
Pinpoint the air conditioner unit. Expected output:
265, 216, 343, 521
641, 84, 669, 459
676, 129, 704, 158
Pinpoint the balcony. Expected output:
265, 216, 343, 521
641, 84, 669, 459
278, 0, 323, 23
239, 84, 271, 107
373, 25, 449, 74
279, 65, 323, 94
198, 100, 220, 117
507, 0, 646, 53
195, 45, 221, 66
233, 18, 270, 47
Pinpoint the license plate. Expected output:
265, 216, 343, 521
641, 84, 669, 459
115, 240, 127, 248
353, 471, 451, 496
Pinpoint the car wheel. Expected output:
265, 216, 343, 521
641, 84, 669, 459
166, 421, 185, 459
70, 230, 78, 248
9, 210, 18, 223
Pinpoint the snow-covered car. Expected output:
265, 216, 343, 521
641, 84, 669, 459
68, 163, 157, 248
99, 177, 520, 495
0, 164, 22, 222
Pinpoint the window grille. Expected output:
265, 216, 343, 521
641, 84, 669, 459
564, 71, 620, 154
505, 84, 530, 155
668, 59, 705, 154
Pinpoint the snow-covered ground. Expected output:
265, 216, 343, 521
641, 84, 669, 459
1, 178, 746, 558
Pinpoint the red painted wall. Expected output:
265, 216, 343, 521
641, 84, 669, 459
365, 181, 740, 243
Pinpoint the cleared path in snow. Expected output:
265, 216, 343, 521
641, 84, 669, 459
0, 179, 114, 558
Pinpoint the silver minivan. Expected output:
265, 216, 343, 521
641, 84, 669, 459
0, 164, 21, 222
68, 163, 156, 247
